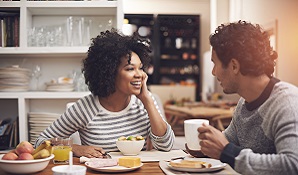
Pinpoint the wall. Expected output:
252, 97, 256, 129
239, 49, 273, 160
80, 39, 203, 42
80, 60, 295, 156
231, 0, 298, 86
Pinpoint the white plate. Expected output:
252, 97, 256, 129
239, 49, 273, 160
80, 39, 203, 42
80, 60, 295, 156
29, 120, 53, 124
29, 118, 57, 122
29, 123, 52, 127
28, 112, 61, 118
85, 162, 143, 173
46, 88, 74, 92
167, 158, 226, 173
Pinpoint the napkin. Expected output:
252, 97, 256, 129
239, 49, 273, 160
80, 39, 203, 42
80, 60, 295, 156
109, 149, 188, 162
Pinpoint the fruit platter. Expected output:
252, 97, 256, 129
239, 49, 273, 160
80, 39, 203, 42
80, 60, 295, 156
0, 140, 54, 174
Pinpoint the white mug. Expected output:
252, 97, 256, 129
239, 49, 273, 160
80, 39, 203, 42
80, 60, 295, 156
184, 119, 209, 150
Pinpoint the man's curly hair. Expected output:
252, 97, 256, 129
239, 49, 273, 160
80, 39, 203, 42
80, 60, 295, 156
209, 20, 277, 77
82, 28, 151, 97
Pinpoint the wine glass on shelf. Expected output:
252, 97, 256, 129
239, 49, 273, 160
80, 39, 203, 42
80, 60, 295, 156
31, 65, 42, 91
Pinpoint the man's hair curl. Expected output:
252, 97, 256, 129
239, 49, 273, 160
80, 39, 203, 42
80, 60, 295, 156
209, 20, 277, 77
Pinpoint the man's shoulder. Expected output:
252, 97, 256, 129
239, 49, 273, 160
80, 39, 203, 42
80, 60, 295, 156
273, 81, 298, 97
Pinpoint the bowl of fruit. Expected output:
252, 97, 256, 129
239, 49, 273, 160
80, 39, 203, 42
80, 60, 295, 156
116, 136, 145, 156
0, 140, 54, 174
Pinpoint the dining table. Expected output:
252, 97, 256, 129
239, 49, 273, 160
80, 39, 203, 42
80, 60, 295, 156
164, 103, 234, 134
0, 150, 240, 175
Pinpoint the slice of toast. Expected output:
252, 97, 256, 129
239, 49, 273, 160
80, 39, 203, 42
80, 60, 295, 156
169, 160, 212, 168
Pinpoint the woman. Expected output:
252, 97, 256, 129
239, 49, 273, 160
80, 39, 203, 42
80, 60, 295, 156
35, 29, 175, 158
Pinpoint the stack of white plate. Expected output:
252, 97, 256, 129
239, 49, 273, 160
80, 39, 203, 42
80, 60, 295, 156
45, 83, 74, 92
28, 112, 61, 144
0, 66, 31, 92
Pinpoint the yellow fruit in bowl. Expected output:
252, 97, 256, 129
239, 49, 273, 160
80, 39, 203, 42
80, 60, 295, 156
118, 136, 126, 141
118, 135, 144, 141
136, 136, 144, 140
33, 149, 50, 159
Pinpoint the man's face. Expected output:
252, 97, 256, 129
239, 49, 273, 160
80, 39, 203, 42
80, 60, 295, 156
211, 49, 238, 94
115, 52, 144, 96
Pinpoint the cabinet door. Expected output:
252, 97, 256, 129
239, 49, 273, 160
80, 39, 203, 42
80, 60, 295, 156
156, 14, 201, 101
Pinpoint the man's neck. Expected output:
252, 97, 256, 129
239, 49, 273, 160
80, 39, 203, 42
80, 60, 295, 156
238, 75, 271, 103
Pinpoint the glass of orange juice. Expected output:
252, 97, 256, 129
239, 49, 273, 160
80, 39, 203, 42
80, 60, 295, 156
51, 137, 73, 164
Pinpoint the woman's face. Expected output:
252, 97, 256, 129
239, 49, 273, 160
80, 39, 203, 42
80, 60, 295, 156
115, 52, 144, 96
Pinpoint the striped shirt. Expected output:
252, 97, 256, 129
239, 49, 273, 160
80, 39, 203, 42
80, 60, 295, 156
34, 94, 175, 152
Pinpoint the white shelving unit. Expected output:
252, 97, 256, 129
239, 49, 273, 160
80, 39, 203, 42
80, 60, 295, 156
0, 0, 124, 142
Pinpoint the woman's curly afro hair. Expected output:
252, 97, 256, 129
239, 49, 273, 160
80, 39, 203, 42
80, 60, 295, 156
209, 20, 277, 77
83, 28, 151, 97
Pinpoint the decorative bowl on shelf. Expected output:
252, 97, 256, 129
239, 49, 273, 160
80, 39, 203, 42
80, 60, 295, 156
0, 154, 54, 174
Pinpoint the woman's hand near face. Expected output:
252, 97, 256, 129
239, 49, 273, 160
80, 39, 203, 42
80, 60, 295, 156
136, 71, 167, 136
198, 123, 229, 159
72, 144, 106, 158
136, 72, 150, 101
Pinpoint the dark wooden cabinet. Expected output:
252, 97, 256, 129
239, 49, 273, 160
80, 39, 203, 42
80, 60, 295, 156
124, 14, 201, 101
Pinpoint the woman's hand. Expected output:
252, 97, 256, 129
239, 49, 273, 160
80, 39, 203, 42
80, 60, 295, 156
72, 144, 106, 158
136, 72, 150, 101
198, 123, 229, 159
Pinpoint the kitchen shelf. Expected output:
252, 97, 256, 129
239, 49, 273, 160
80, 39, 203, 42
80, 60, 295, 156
0, 0, 123, 144
157, 14, 201, 100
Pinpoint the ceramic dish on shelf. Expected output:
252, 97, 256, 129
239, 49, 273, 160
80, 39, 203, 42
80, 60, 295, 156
0, 86, 29, 92
166, 157, 226, 173
29, 117, 58, 122
85, 162, 143, 173
28, 112, 61, 117
46, 88, 74, 92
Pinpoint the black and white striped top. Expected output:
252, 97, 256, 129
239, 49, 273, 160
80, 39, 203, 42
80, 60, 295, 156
34, 94, 175, 152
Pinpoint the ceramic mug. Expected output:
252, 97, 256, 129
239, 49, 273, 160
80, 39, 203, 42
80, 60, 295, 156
184, 119, 209, 150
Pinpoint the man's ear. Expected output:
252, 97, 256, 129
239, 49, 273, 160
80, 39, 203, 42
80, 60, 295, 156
230, 58, 240, 74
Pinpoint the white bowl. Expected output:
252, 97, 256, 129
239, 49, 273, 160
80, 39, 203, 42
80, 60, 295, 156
0, 154, 54, 174
116, 139, 145, 155
52, 165, 87, 175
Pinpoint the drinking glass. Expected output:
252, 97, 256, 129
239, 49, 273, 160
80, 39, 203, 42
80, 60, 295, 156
31, 65, 42, 91
51, 137, 73, 164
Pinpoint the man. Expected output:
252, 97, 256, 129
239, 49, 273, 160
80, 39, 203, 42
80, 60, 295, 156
198, 20, 298, 175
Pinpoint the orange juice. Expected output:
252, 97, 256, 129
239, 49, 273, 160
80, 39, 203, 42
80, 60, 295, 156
53, 146, 72, 161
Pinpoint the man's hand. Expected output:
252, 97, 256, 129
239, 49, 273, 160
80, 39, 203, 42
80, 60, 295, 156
185, 143, 207, 158
72, 144, 106, 158
198, 123, 229, 159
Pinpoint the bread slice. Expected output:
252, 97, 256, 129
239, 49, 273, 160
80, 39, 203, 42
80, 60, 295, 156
169, 160, 212, 168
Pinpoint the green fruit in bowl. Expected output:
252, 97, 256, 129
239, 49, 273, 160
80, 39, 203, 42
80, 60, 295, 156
126, 136, 136, 141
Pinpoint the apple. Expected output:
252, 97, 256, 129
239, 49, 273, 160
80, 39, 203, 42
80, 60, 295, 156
17, 153, 34, 160
15, 141, 34, 155
2, 152, 18, 160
